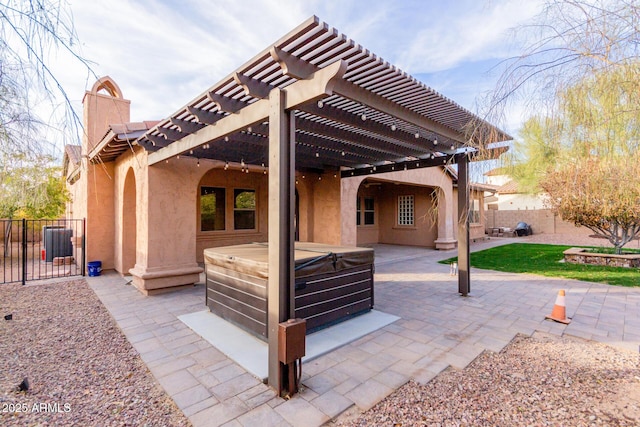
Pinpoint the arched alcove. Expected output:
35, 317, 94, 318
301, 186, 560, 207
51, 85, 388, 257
353, 176, 442, 248
121, 168, 137, 273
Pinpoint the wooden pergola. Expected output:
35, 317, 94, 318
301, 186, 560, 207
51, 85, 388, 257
102, 16, 511, 391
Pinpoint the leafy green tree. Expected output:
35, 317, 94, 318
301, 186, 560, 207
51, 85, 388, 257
0, 153, 69, 219
514, 65, 640, 252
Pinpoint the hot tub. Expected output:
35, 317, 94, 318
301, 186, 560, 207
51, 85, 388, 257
204, 242, 374, 340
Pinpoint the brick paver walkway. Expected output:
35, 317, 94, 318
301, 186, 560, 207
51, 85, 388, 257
87, 241, 640, 427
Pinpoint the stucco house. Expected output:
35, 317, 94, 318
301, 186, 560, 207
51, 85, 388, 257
484, 167, 546, 211
64, 17, 509, 297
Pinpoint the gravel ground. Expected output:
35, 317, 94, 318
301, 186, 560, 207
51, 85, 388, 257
0, 279, 190, 427
335, 332, 640, 426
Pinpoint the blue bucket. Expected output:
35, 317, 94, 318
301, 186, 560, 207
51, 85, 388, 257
88, 261, 102, 277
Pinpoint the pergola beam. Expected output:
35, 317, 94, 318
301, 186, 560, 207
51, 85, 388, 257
234, 72, 274, 99
170, 117, 205, 134
187, 106, 222, 125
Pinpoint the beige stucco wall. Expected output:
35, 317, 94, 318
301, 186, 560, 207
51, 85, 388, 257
341, 167, 456, 248
82, 79, 130, 152
310, 172, 342, 245
65, 77, 131, 269
356, 182, 438, 247
85, 161, 116, 268
485, 208, 593, 237
112, 147, 146, 274
195, 166, 269, 262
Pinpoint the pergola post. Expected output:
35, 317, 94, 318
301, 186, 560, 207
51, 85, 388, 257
267, 88, 296, 391
457, 154, 470, 296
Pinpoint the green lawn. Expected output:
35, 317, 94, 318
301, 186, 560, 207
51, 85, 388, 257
439, 243, 640, 287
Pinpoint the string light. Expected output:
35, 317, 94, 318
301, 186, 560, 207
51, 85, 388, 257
189, 150, 193, 155
197, 159, 200, 167
415, 132, 420, 139
361, 113, 366, 121
433, 137, 438, 145
224, 136, 229, 142
317, 100, 324, 108
391, 124, 397, 131
224, 161, 229, 170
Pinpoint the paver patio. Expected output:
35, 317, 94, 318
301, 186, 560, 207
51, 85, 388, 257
87, 240, 640, 427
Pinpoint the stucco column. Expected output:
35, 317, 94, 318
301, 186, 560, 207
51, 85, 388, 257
340, 176, 364, 246
434, 186, 457, 250
128, 157, 203, 295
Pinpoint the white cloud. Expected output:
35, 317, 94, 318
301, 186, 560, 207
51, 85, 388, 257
40, 0, 543, 150
395, 0, 544, 73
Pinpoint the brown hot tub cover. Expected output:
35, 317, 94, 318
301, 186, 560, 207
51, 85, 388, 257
204, 242, 374, 339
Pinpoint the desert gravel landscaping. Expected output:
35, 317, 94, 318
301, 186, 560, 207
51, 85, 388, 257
0, 279, 190, 426
336, 332, 640, 426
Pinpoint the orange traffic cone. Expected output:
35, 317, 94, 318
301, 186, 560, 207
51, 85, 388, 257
546, 290, 571, 324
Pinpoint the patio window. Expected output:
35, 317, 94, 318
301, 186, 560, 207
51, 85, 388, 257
363, 197, 375, 225
201, 187, 226, 231
398, 195, 414, 226
234, 189, 256, 230
356, 197, 361, 226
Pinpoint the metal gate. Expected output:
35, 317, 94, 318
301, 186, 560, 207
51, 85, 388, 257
1, 219, 85, 285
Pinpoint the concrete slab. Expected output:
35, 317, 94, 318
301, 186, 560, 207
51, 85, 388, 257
178, 309, 399, 381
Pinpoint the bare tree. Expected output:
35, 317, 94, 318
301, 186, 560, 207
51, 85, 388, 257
482, 0, 639, 127
1, 0, 94, 224
0, 0, 93, 156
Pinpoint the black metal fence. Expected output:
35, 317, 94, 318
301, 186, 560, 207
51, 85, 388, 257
1, 219, 85, 285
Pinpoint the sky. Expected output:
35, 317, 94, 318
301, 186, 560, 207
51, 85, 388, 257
45, 0, 544, 158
